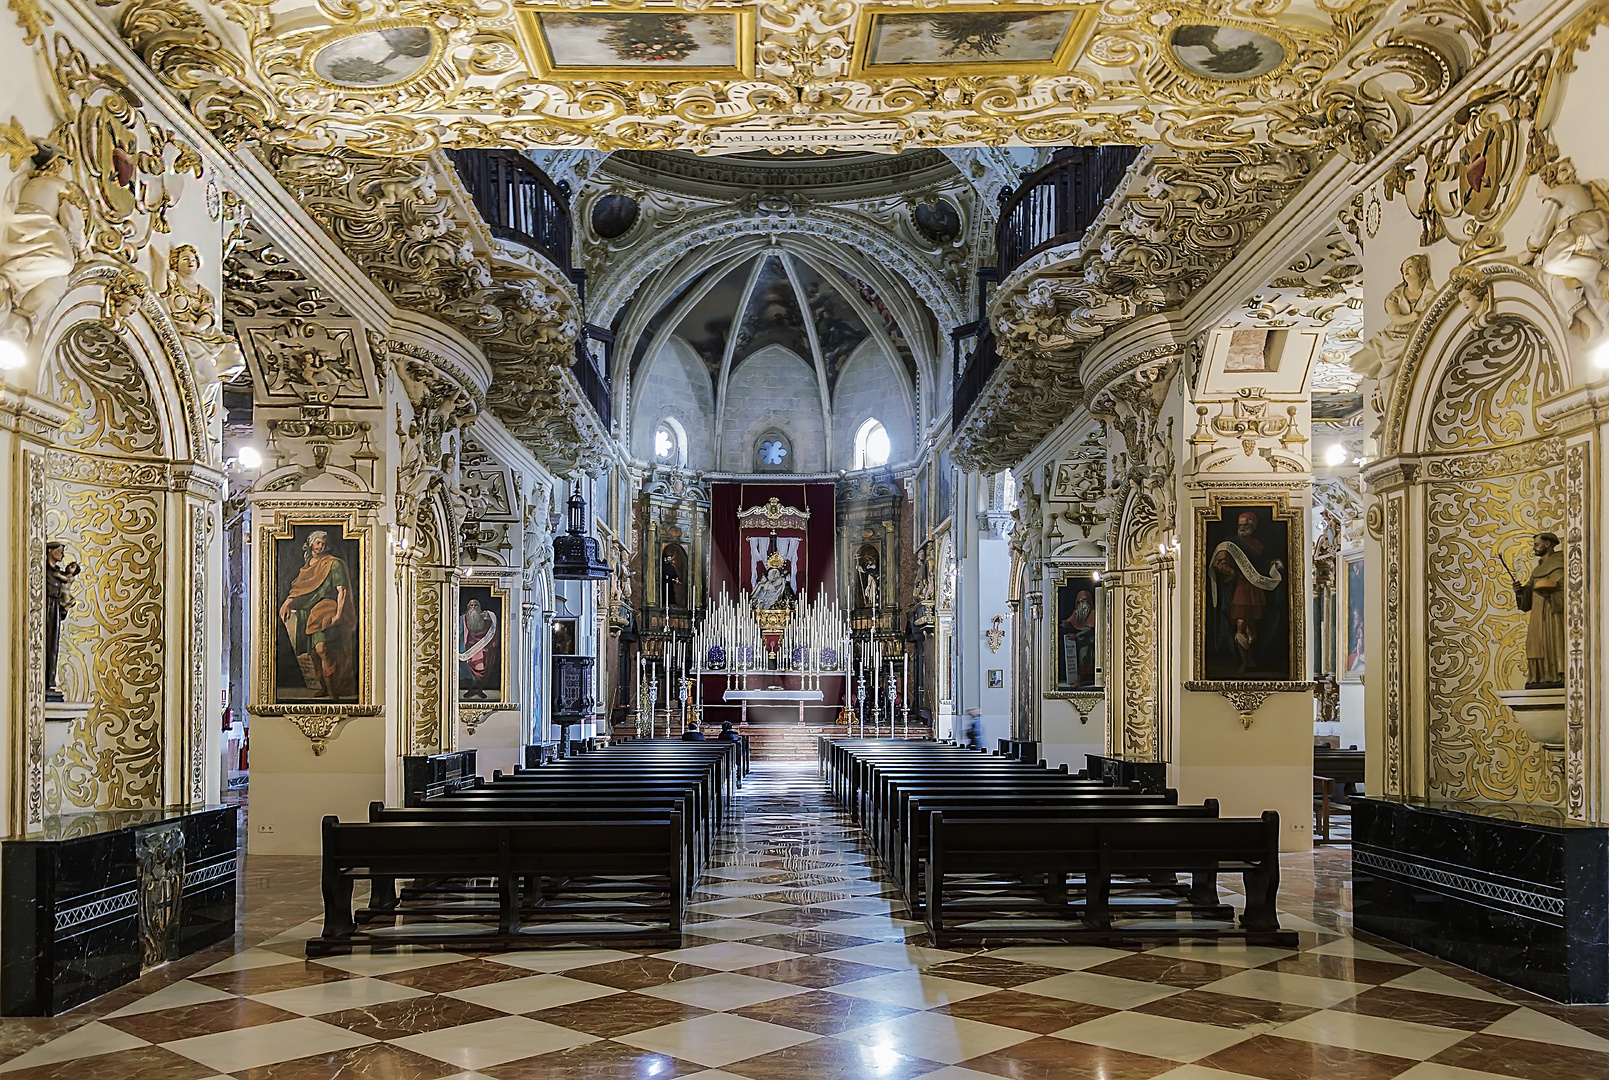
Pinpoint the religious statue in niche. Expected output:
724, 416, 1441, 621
857, 544, 881, 609
458, 585, 503, 701
1512, 531, 1565, 688
751, 552, 796, 612
1056, 577, 1099, 689
1522, 159, 1609, 341
661, 542, 686, 609
274, 526, 359, 702
43, 541, 82, 702
1203, 506, 1291, 680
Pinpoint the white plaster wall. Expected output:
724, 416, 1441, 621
718, 345, 827, 472
632, 336, 716, 470
459, 710, 521, 777
832, 339, 915, 469
1041, 698, 1107, 776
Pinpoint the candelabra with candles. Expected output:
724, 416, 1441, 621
691, 586, 852, 720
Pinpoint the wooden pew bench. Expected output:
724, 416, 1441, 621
308, 814, 684, 955
925, 811, 1294, 947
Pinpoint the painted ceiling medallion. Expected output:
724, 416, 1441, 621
1168, 23, 1287, 81
306, 22, 442, 89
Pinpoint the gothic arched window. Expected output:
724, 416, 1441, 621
853, 418, 890, 470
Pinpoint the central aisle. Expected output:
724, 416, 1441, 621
2, 764, 1603, 1079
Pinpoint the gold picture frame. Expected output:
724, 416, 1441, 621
850, 4, 1097, 80
1193, 492, 1305, 685
1340, 551, 1364, 683
1158, 15, 1297, 87
253, 511, 378, 718
516, 5, 757, 81
302, 19, 447, 92
458, 579, 516, 711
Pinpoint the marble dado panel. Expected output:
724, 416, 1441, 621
1353, 797, 1608, 1003
0, 806, 237, 1016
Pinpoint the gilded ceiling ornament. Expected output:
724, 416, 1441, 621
109, 0, 1423, 156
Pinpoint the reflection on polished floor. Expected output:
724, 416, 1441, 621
2, 764, 1606, 1080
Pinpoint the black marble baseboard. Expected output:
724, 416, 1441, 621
1, 805, 238, 1016
1352, 796, 1608, 1003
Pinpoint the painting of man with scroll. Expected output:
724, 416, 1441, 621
1202, 505, 1293, 681
459, 584, 504, 702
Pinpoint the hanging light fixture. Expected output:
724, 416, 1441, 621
552, 482, 611, 580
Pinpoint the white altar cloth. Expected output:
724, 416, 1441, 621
723, 689, 826, 703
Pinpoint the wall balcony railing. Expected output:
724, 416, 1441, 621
996, 144, 1140, 279
951, 145, 1139, 430
576, 323, 614, 433
447, 148, 576, 281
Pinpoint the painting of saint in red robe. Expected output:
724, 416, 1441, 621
1204, 506, 1292, 681
459, 586, 503, 701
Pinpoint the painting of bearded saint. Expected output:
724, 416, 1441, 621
459, 586, 503, 701
1205, 507, 1292, 680
1057, 579, 1099, 688
275, 526, 359, 702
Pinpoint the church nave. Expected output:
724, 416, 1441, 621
0, 767, 1602, 1080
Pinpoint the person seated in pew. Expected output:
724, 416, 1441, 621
681, 721, 707, 742
716, 721, 742, 743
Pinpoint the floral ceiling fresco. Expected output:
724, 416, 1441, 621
109, 0, 1396, 155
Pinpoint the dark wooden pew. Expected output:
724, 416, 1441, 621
308, 814, 684, 955
925, 811, 1294, 946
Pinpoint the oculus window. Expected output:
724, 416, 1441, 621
654, 417, 687, 467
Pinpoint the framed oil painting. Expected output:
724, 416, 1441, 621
1342, 553, 1364, 680
305, 21, 444, 90
851, 4, 1096, 79
987, 668, 1004, 688
1196, 500, 1300, 683
517, 7, 756, 80
1054, 573, 1101, 690
458, 583, 510, 704
267, 522, 365, 705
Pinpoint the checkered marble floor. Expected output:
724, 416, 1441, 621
4, 764, 1608, 1080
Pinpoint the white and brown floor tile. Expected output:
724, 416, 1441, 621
1, 764, 1606, 1080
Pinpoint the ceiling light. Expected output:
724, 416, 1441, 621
1323, 443, 1347, 467
236, 446, 263, 470
0, 337, 26, 371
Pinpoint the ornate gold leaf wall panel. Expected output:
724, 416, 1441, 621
44, 481, 165, 813
44, 323, 164, 457
1425, 318, 1561, 452
1418, 316, 1568, 807
1425, 465, 1564, 805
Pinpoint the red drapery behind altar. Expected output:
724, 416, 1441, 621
709, 482, 837, 605
704, 482, 843, 726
